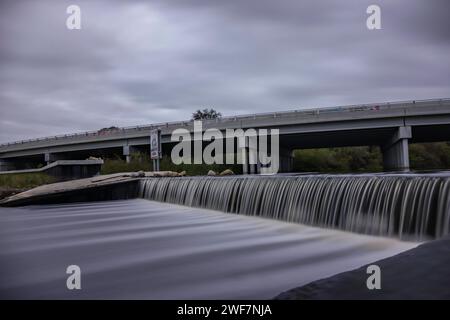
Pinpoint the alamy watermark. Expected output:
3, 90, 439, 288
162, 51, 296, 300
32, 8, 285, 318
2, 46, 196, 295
170, 121, 280, 174
66, 5, 81, 30
66, 4, 381, 31
366, 5, 382, 30
366, 264, 381, 290
66, 265, 81, 290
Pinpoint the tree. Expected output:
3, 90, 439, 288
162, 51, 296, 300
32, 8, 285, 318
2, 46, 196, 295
98, 126, 120, 135
192, 108, 222, 120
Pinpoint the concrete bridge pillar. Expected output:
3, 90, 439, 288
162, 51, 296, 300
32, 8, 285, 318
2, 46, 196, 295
238, 137, 249, 174
241, 137, 286, 174
123, 145, 138, 163
239, 135, 260, 174
382, 126, 412, 171
44, 152, 60, 165
248, 142, 259, 174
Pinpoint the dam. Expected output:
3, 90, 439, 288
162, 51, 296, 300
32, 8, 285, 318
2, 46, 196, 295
139, 174, 450, 241
0, 172, 449, 299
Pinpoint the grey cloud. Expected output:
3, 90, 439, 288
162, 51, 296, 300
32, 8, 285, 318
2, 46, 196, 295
0, 0, 449, 142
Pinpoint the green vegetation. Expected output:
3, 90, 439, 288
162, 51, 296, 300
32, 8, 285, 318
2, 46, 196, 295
0, 172, 56, 189
410, 142, 450, 170
192, 108, 222, 120
101, 152, 242, 176
293, 142, 450, 173
101, 153, 152, 174
293, 146, 383, 173
159, 156, 242, 176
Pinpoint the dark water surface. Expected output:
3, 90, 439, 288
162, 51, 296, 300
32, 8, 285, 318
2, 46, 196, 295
0, 199, 416, 299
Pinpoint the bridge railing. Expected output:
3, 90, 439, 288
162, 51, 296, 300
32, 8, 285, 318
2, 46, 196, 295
1, 98, 448, 148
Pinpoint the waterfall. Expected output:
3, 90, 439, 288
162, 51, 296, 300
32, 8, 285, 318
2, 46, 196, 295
139, 175, 450, 240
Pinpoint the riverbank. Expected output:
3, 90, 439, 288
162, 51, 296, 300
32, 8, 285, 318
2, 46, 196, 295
0, 171, 184, 206
0, 172, 55, 198
0, 186, 27, 200
275, 236, 450, 299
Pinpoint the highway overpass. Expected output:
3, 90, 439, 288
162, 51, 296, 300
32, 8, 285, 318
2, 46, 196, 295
1, 98, 449, 173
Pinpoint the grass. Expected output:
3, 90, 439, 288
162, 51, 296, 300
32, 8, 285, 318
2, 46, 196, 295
293, 146, 383, 173
101, 157, 152, 175
159, 156, 242, 176
0, 172, 56, 189
100, 153, 242, 176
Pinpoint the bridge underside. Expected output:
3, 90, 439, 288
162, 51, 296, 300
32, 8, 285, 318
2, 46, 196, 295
1, 121, 450, 174
274, 124, 450, 172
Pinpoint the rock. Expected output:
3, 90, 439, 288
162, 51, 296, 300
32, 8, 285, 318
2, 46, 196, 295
219, 169, 234, 176
207, 170, 217, 176
179, 171, 187, 177
152, 171, 181, 177
0, 187, 27, 200
129, 171, 145, 178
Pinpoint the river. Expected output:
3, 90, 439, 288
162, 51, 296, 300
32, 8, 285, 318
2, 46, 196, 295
0, 199, 416, 299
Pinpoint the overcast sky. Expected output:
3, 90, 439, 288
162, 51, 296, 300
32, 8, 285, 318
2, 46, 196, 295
0, 0, 449, 143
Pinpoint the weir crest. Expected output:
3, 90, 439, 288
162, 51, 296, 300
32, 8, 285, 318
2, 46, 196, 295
139, 174, 450, 240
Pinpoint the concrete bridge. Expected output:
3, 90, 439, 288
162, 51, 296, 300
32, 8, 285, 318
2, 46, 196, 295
1, 98, 449, 173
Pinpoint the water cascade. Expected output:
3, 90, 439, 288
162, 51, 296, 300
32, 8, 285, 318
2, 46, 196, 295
139, 174, 450, 240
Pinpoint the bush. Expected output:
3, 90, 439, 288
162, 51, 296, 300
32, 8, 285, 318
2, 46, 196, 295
0, 173, 56, 189
293, 146, 383, 173
100, 152, 242, 176
160, 156, 242, 176
410, 142, 450, 170
100, 153, 152, 174
293, 142, 450, 173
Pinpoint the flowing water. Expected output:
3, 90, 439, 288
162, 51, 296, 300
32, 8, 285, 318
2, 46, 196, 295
1, 173, 448, 298
0, 199, 416, 299
140, 174, 450, 240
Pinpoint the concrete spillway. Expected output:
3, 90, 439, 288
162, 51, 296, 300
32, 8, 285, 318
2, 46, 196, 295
140, 174, 450, 241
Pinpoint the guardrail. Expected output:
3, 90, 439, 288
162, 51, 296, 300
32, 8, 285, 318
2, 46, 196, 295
1, 98, 448, 148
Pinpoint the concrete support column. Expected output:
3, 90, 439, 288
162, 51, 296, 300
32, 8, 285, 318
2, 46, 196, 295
248, 142, 258, 175
382, 126, 411, 171
123, 146, 131, 164
44, 152, 60, 165
239, 140, 249, 174
123, 145, 138, 163
239, 135, 259, 175
256, 159, 262, 174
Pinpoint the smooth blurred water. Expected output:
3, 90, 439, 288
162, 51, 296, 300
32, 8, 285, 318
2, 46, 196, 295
0, 199, 416, 299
